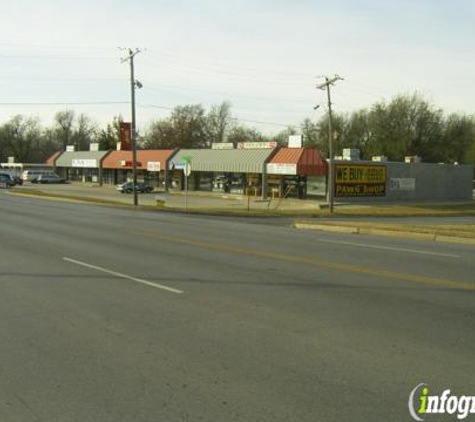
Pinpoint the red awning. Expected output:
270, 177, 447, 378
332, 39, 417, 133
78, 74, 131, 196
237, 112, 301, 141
269, 148, 328, 176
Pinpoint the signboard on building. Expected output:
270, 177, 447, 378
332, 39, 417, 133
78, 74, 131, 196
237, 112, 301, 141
72, 159, 98, 168
288, 135, 303, 149
335, 164, 387, 197
66, 145, 75, 152
147, 161, 160, 172
7, 156, 15, 164
119, 160, 142, 167
237, 142, 277, 150
389, 178, 415, 191
119, 122, 132, 151
212, 143, 234, 150
89, 143, 99, 152
342, 149, 360, 161
267, 163, 298, 175
405, 156, 421, 163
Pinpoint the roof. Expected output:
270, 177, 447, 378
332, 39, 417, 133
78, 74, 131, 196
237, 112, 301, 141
267, 148, 328, 176
56, 151, 111, 168
269, 148, 305, 165
169, 149, 275, 174
45, 151, 63, 166
102, 150, 175, 170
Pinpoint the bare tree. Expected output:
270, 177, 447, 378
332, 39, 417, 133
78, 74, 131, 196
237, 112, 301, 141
207, 101, 234, 145
71, 114, 98, 151
54, 110, 75, 150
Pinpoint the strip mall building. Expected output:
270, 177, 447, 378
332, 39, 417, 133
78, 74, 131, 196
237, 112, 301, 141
50, 145, 328, 199
48, 144, 473, 201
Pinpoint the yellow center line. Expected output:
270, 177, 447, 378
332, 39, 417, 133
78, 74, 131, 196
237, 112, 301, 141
130, 230, 475, 292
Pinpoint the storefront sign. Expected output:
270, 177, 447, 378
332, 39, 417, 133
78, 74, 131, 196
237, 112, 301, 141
147, 161, 160, 172
335, 164, 387, 197
212, 143, 234, 150
119, 160, 142, 167
66, 145, 75, 152
267, 163, 297, 175
89, 143, 99, 152
288, 135, 303, 148
389, 178, 415, 191
72, 159, 98, 168
237, 142, 277, 150
119, 122, 132, 151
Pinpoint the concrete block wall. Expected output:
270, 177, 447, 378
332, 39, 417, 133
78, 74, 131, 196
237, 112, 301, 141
386, 162, 473, 201
335, 161, 473, 202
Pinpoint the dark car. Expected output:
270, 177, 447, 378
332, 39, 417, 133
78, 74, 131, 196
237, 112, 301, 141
34, 174, 68, 184
116, 182, 154, 194
0, 172, 23, 186
11, 175, 23, 185
0, 174, 15, 188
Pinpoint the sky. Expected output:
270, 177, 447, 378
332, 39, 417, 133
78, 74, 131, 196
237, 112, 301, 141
0, 0, 474, 135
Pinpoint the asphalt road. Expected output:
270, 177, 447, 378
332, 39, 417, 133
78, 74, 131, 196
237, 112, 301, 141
1, 191, 474, 421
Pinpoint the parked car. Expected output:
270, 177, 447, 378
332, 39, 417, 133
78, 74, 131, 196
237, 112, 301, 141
0, 172, 21, 186
11, 175, 23, 185
23, 170, 56, 182
116, 182, 154, 194
0, 174, 15, 188
33, 174, 68, 184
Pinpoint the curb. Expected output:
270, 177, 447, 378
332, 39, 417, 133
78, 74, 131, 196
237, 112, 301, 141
434, 235, 475, 245
358, 227, 434, 241
294, 223, 359, 234
294, 223, 475, 246
7, 191, 128, 207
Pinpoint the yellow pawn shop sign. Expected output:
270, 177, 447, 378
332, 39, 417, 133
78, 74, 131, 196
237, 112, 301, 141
335, 164, 387, 197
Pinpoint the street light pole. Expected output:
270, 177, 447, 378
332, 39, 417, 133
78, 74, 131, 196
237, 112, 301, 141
317, 75, 343, 214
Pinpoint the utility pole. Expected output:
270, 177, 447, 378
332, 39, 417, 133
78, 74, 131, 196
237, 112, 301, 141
121, 48, 142, 206
317, 75, 343, 214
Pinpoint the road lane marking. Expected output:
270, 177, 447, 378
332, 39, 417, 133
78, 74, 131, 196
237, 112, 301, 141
315, 238, 461, 258
62, 257, 183, 294
129, 230, 475, 292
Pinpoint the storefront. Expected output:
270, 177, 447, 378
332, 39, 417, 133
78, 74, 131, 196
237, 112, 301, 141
101, 150, 175, 187
266, 148, 328, 199
168, 148, 276, 198
55, 151, 111, 184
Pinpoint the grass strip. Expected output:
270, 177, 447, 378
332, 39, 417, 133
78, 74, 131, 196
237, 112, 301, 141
296, 220, 475, 239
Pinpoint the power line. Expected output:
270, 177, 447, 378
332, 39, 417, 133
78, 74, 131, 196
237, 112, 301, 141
139, 103, 293, 128
143, 83, 311, 105
0, 101, 303, 127
0, 54, 117, 61
141, 58, 312, 87
0, 101, 128, 106
146, 50, 317, 79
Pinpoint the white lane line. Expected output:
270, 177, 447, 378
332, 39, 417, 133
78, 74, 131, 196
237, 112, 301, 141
62, 257, 184, 294
316, 238, 461, 258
